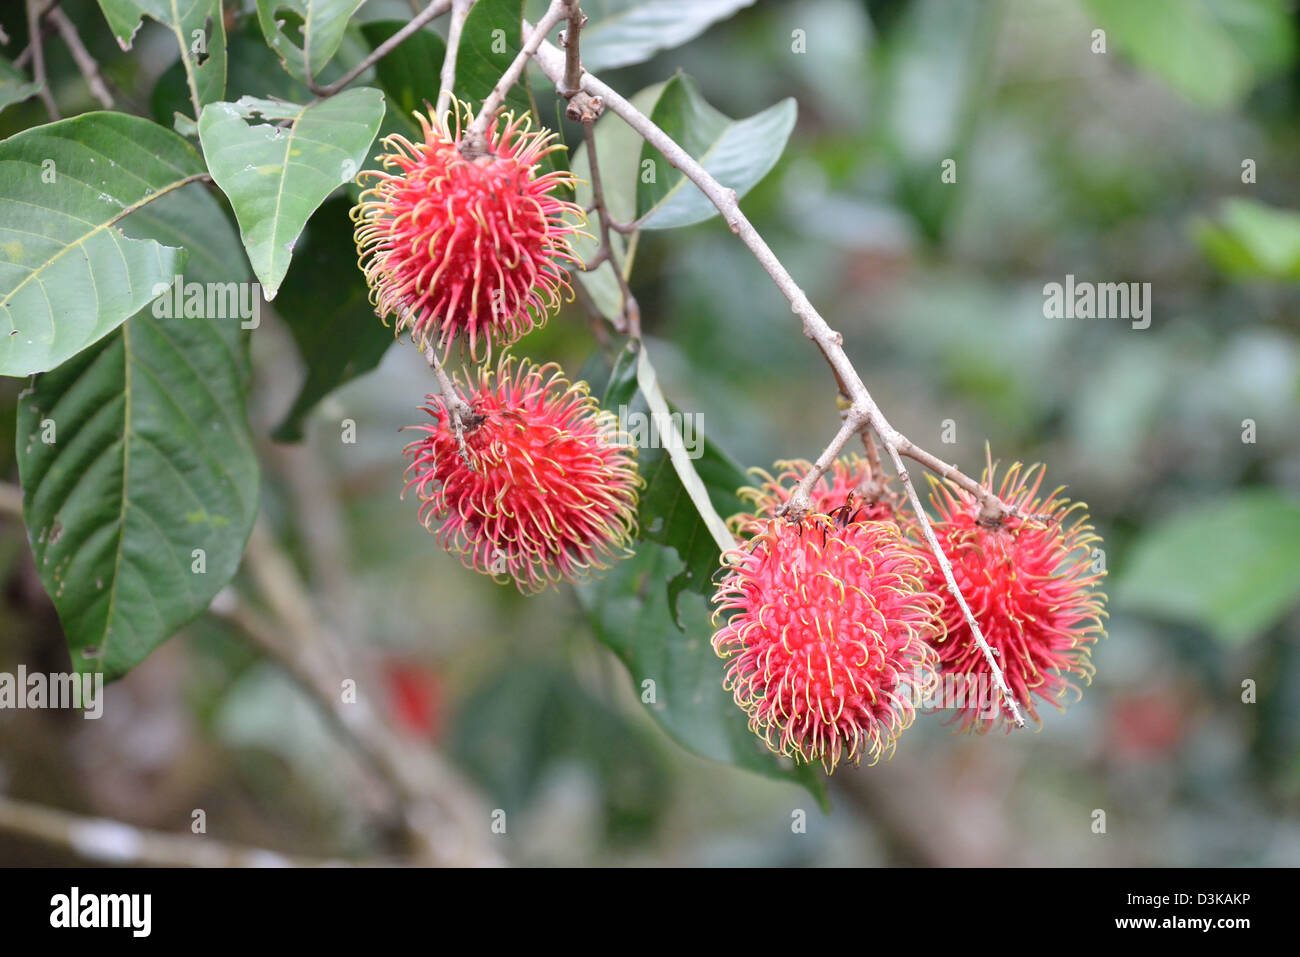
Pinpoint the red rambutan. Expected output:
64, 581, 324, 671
353, 106, 583, 361
711, 514, 942, 772
918, 463, 1107, 731
403, 357, 641, 593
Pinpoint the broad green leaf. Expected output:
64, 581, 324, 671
453, 0, 532, 118
636, 74, 796, 230
1084, 0, 1296, 110
360, 21, 447, 126
197, 89, 386, 299
577, 541, 827, 806
0, 112, 209, 378
256, 0, 364, 82
272, 196, 394, 441
601, 333, 640, 407
95, 0, 227, 116
635, 347, 735, 557
17, 180, 259, 681
1115, 490, 1300, 644
602, 342, 742, 611
1194, 198, 1300, 280
0, 57, 39, 114
580, 0, 755, 71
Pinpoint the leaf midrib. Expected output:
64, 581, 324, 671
265, 102, 310, 284
169, 0, 203, 118
97, 319, 133, 673
0, 172, 206, 319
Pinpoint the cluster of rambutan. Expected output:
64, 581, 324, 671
352, 104, 641, 592
348, 103, 1107, 778
712, 455, 1107, 772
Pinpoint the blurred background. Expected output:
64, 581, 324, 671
1, 0, 1298, 865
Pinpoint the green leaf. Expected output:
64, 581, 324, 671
1084, 0, 1296, 110
581, 0, 755, 71
1115, 490, 1300, 644
197, 89, 385, 299
634, 346, 735, 556
153, 20, 314, 132
453, 0, 532, 117
1194, 198, 1300, 280
272, 196, 394, 441
602, 343, 741, 613
636, 73, 796, 230
0, 57, 40, 114
602, 339, 640, 408
359, 21, 446, 125
16, 180, 259, 681
255, 0, 364, 82
577, 542, 827, 806
95, 0, 227, 117
0, 112, 210, 378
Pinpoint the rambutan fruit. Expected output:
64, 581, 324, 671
728, 455, 905, 536
403, 357, 640, 593
353, 106, 582, 361
711, 514, 942, 772
918, 463, 1107, 731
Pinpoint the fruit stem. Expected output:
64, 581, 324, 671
463, 0, 570, 144
423, 342, 478, 470
308, 0, 454, 100
435, 0, 473, 120
558, 1, 588, 100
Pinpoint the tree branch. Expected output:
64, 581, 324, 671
422, 341, 480, 466
527, 31, 1026, 728
528, 32, 1014, 518
25, 0, 58, 120
0, 794, 359, 866
0, 482, 22, 519
856, 427, 890, 502
48, 6, 113, 109
435, 0, 473, 118
309, 0, 454, 99
222, 523, 503, 865
580, 118, 640, 337
558, 0, 586, 97
880, 444, 1025, 727
462, 0, 569, 147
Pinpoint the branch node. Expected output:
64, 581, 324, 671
777, 490, 811, 523
565, 91, 603, 123
976, 496, 1010, 529
458, 126, 492, 160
